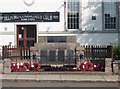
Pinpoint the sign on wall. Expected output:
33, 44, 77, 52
0, 12, 59, 22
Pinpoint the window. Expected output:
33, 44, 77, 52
67, 0, 80, 29
47, 36, 67, 43
104, 14, 116, 29
17, 25, 37, 48
92, 16, 96, 20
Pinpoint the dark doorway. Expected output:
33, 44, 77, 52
17, 25, 37, 48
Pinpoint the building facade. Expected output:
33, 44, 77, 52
0, 0, 120, 55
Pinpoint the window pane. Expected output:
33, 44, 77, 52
114, 17, 116, 23
26, 25, 36, 38
105, 14, 110, 17
113, 24, 116, 29
92, 16, 96, 20
107, 24, 110, 29
105, 24, 108, 29
104, 14, 116, 29
19, 40, 24, 47
27, 40, 34, 47
18, 26, 24, 38
47, 36, 67, 43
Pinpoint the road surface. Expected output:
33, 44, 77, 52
2, 81, 119, 87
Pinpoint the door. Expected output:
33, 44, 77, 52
17, 25, 37, 48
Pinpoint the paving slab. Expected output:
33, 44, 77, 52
77, 75, 105, 82
2, 74, 17, 80
0, 63, 3, 74
60, 75, 105, 82
17, 75, 36, 80
36, 74, 61, 81
103, 75, 119, 82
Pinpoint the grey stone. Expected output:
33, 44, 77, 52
105, 58, 112, 73
3, 59, 11, 74
113, 63, 119, 74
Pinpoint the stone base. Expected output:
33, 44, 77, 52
105, 67, 112, 74
76, 60, 81, 68
105, 58, 112, 74
113, 62, 120, 74
3, 59, 11, 73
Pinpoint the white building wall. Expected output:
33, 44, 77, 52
0, 23, 15, 46
104, 2, 116, 17
81, 1, 102, 31
0, 0, 65, 47
0, 0, 119, 47
0, 0, 65, 32
0, 35, 15, 46
0, 23, 15, 32
76, 33, 118, 45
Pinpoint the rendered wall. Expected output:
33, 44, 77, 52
0, 0, 65, 47
81, 1, 103, 31
76, 33, 118, 45
0, 0, 65, 32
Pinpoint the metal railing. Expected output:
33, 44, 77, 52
2, 46, 30, 60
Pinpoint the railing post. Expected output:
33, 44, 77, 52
2, 46, 8, 59
86, 45, 88, 59
20, 47, 22, 60
28, 47, 31, 60
2, 46, 4, 59
107, 45, 113, 58
91, 45, 94, 59
23, 47, 25, 59
88, 45, 90, 59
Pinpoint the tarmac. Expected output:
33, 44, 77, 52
1, 72, 119, 83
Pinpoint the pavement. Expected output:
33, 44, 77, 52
1, 72, 119, 83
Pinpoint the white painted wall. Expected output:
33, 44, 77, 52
0, 0, 65, 33
81, 1, 102, 31
0, 23, 16, 46
0, 0, 65, 47
0, 35, 15, 46
0, 23, 15, 32
0, 0, 64, 12
0, 0, 119, 47
76, 33, 118, 45
104, 2, 116, 17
